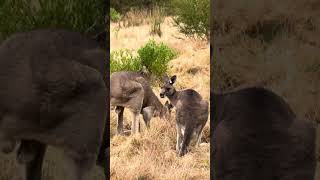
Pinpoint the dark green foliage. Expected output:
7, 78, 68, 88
110, 8, 122, 22
172, 0, 210, 40
0, 0, 104, 41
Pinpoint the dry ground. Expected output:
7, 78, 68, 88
110, 17, 210, 179
213, 0, 320, 179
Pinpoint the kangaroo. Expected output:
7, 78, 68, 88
164, 101, 174, 114
0, 29, 109, 180
110, 71, 170, 135
160, 75, 209, 157
212, 87, 316, 180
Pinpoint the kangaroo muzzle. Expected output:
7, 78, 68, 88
159, 89, 165, 98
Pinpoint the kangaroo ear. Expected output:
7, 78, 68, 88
163, 75, 170, 82
170, 75, 177, 84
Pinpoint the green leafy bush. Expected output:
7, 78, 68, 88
110, 7, 122, 22
0, 0, 104, 41
110, 49, 141, 73
110, 40, 177, 81
172, 0, 210, 40
138, 40, 177, 78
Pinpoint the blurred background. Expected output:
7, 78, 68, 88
0, 0, 106, 179
212, 0, 320, 179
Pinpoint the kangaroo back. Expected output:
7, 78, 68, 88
0, 29, 108, 179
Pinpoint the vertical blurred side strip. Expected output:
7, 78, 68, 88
210, 0, 218, 179
95, 0, 110, 179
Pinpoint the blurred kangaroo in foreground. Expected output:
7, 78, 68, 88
0, 29, 109, 180
160, 75, 209, 156
212, 87, 316, 180
110, 71, 170, 135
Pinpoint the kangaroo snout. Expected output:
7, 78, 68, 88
160, 88, 166, 98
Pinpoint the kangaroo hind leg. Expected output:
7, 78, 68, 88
16, 140, 46, 180
115, 106, 125, 135
142, 106, 154, 128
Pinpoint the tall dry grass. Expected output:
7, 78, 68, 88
110, 17, 210, 179
213, 0, 320, 179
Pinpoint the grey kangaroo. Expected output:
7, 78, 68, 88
164, 101, 174, 114
0, 29, 109, 180
160, 75, 209, 156
212, 87, 316, 180
110, 71, 170, 135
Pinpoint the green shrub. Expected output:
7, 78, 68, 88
0, 0, 104, 41
110, 49, 141, 73
110, 7, 122, 22
172, 0, 210, 40
111, 40, 177, 81
138, 40, 177, 78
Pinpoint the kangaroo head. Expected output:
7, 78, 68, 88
160, 74, 177, 98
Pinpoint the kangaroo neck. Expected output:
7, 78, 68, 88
167, 90, 179, 106
148, 90, 164, 112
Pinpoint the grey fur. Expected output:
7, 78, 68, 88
160, 75, 209, 157
0, 29, 109, 180
110, 71, 170, 135
212, 87, 316, 180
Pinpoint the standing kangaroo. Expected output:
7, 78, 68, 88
212, 87, 316, 180
110, 71, 170, 135
0, 29, 109, 180
160, 75, 209, 157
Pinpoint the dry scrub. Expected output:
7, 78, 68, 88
213, 0, 320, 179
110, 17, 210, 179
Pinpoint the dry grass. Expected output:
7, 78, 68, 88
116, 7, 165, 34
120, 8, 151, 27
110, 17, 210, 179
213, 0, 320, 179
